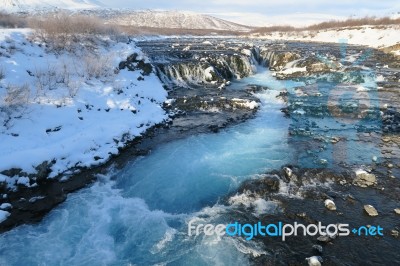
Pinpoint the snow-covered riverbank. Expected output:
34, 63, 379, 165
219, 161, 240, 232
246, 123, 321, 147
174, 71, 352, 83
0, 29, 167, 190
249, 24, 400, 55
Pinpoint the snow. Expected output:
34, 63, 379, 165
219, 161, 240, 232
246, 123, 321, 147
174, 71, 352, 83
231, 98, 259, 109
105, 10, 251, 31
0, 203, 12, 210
279, 67, 307, 75
0, 210, 10, 223
2, 0, 102, 12
204, 66, 215, 81
251, 25, 400, 49
241, 49, 252, 56
0, 29, 167, 186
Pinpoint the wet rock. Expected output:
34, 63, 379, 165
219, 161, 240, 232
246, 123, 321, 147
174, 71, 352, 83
312, 245, 323, 254
317, 235, 331, 243
283, 167, 293, 180
238, 174, 280, 194
394, 208, 400, 215
324, 199, 337, 211
245, 85, 269, 94
364, 205, 379, 217
331, 137, 340, 144
306, 256, 323, 266
353, 170, 376, 187
262, 175, 280, 192
270, 52, 300, 71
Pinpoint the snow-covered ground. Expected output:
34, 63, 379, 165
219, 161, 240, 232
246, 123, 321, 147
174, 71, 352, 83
250, 24, 400, 54
2, 0, 102, 12
104, 10, 252, 31
0, 29, 167, 189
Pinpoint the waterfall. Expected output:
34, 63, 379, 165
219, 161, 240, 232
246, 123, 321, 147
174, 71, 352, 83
155, 52, 260, 87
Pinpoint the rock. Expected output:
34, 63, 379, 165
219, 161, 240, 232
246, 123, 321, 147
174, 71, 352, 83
283, 167, 293, 179
312, 245, 323, 254
306, 256, 323, 266
35, 161, 52, 183
391, 230, 399, 238
137, 60, 153, 76
364, 205, 379, 217
394, 208, 400, 215
317, 235, 331, 243
372, 156, 378, 162
324, 199, 337, 211
331, 137, 340, 144
262, 175, 280, 192
270, 52, 300, 71
1, 168, 22, 177
353, 170, 377, 187
388, 163, 394, 168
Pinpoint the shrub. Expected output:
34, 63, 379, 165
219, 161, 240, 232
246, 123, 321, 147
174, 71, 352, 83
251, 16, 400, 34
83, 54, 113, 80
30, 13, 120, 52
0, 12, 26, 28
0, 84, 30, 128
33, 64, 58, 96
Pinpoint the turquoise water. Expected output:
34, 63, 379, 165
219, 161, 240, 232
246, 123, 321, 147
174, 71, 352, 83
0, 70, 301, 265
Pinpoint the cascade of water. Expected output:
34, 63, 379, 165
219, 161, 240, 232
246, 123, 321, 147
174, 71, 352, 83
0, 68, 300, 265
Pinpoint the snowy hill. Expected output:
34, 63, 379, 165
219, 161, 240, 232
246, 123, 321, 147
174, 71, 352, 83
85, 10, 253, 31
2, 0, 102, 12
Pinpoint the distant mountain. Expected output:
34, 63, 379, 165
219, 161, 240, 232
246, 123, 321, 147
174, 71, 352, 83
2, 1, 252, 32
100, 10, 253, 31
2, 0, 102, 12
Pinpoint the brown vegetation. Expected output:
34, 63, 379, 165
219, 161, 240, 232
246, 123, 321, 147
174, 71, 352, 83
29, 13, 121, 52
251, 16, 400, 34
117, 25, 244, 36
0, 12, 26, 28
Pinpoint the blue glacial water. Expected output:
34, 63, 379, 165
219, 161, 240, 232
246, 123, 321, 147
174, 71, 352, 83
0, 69, 303, 266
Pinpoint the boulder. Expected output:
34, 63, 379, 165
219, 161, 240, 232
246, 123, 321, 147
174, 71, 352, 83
364, 205, 378, 216
283, 167, 293, 179
353, 170, 376, 187
324, 199, 337, 211
262, 175, 280, 192
312, 245, 323, 254
306, 256, 323, 266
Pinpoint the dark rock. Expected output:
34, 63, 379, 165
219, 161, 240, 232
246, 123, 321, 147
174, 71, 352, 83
137, 61, 153, 76
1, 168, 22, 177
35, 161, 52, 183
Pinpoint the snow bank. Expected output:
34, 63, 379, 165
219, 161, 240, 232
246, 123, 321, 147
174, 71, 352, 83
251, 25, 400, 50
0, 210, 10, 223
0, 29, 167, 186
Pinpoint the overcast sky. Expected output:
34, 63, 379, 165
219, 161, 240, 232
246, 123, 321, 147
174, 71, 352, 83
98, 0, 400, 26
